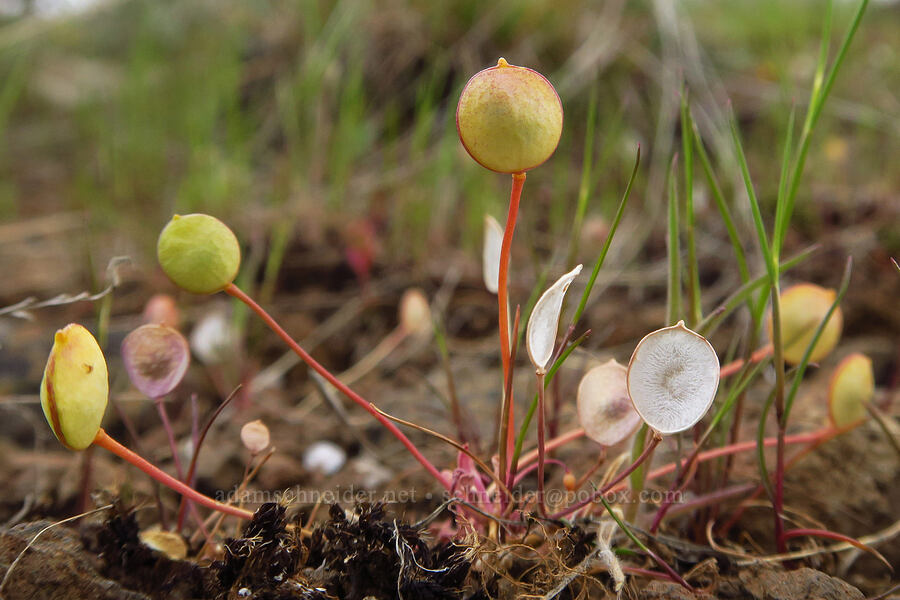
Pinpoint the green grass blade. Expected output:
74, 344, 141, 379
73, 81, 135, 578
782, 257, 853, 424
666, 154, 682, 325
681, 88, 702, 327
773, 105, 797, 260
571, 145, 641, 326
697, 245, 817, 337
779, 0, 869, 257
756, 389, 777, 503
692, 120, 750, 285
728, 107, 775, 279
565, 84, 599, 268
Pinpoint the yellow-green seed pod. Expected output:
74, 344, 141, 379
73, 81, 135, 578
40, 324, 109, 450
768, 283, 843, 365
456, 58, 563, 174
828, 353, 874, 427
157, 214, 241, 295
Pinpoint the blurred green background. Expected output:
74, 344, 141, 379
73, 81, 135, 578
0, 0, 898, 302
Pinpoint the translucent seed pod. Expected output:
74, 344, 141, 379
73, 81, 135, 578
577, 359, 642, 446
626, 321, 720, 435
526, 265, 582, 373
121, 324, 190, 399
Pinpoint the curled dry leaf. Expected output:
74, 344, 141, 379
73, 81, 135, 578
483, 214, 503, 294
121, 324, 190, 399
526, 264, 582, 373
626, 321, 719, 435
577, 359, 642, 446
828, 353, 874, 427
240, 419, 270, 454
399, 288, 432, 336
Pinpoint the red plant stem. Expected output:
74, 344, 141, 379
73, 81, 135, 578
154, 398, 184, 481
718, 424, 848, 535
224, 283, 451, 491
551, 434, 661, 520
93, 429, 254, 520
719, 343, 773, 378
498, 172, 526, 465
176, 388, 239, 532
519, 427, 833, 510
610, 430, 831, 494
536, 371, 547, 516
512, 458, 568, 487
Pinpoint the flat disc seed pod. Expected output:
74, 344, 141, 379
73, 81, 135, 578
577, 359, 642, 446
121, 324, 190, 398
456, 58, 563, 174
483, 215, 503, 294
627, 321, 720, 435
526, 264, 582, 373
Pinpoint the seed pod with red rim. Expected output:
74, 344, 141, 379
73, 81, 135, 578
40, 324, 109, 450
456, 58, 563, 174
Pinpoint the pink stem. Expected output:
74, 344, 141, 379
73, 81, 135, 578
225, 284, 451, 490
154, 397, 184, 481
93, 429, 253, 520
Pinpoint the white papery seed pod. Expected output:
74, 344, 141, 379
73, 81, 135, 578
577, 359, 642, 446
626, 321, 719, 435
483, 215, 503, 294
526, 264, 582, 373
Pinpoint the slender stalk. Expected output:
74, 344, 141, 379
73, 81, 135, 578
598, 492, 693, 591
154, 398, 185, 481
719, 344, 774, 378
681, 89, 701, 328
719, 424, 851, 535
536, 371, 547, 516
177, 386, 240, 531
498, 172, 526, 464
770, 281, 788, 554
92, 429, 254, 520
224, 283, 451, 490
498, 306, 521, 501
666, 155, 681, 325
552, 432, 661, 520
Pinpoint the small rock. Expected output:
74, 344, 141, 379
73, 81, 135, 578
0, 521, 150, 600
303, 441, 347, 475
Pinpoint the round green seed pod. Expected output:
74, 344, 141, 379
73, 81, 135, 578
157, 214, 241, 294
40, 323, 109, 450
456, 58, 563, 174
